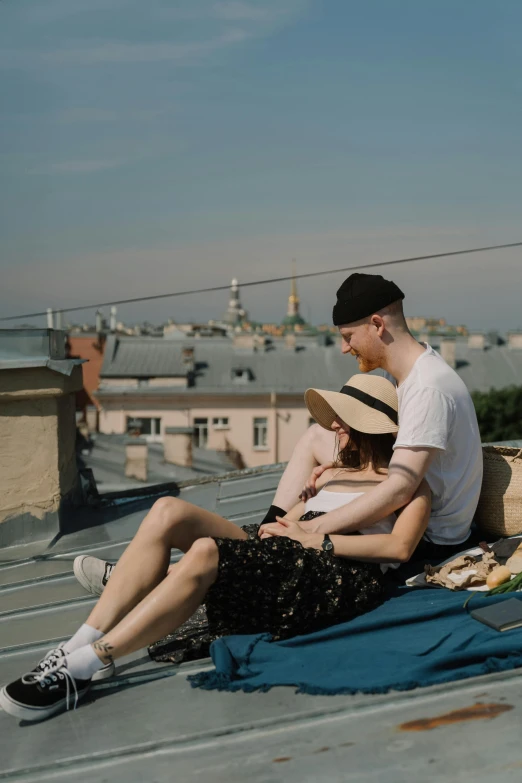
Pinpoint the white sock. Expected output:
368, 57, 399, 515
65, 645, 105, 681
62, 624, 104, 654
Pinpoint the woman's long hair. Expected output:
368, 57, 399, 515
335, 428, 395, 474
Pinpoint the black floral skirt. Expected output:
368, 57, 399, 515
148, 513, 386, 664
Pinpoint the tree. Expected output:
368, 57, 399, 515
471, 386, 522, 443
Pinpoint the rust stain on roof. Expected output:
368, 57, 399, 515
399, 702, 513, 731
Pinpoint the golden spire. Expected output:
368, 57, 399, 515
290, 259, 298, 300
287, 259, 300, 316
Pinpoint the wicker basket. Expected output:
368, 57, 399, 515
475, 446, 522, 538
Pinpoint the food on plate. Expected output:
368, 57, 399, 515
486, 566, 512, 589
506, 543, 522, 574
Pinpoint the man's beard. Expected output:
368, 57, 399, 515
355, 353, 381, 373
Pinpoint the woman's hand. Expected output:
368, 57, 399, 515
299, 462, 334, 500
259, 517, 322, 550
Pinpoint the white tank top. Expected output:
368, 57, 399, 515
304, 487, 399, 571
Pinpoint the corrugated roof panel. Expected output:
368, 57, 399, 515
2, 464, 522, 781
99, 336, 522, 394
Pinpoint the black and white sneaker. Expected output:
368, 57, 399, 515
0, 662, 90, 722
32, 646, 67, 675
32, 645, 115, 682
73, 556, 115, 596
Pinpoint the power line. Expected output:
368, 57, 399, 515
2, 240, 521, 323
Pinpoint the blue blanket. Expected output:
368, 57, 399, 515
189, 589, 522, 695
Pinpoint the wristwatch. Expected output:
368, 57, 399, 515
321, 534, 334, 553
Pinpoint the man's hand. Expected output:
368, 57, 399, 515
299, 462, 334, 500
259, 517, 322, 549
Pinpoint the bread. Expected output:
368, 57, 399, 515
486, 566, 512, 589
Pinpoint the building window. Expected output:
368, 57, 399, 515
126, 417, 161, 439
212, 417, 229, 430
193, 417, 209, 448
253, 417, 268, 449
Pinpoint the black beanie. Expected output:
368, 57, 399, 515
332, 273, 404, 326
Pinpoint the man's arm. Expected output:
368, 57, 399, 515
261, 480, 431, 560
300, 447, 437, 535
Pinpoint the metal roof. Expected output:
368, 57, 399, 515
2, 463, 522, 781
455, 342, 522, 392
101, 334, 188, 377
0, 328, 83, 375
80, 433, 238, 492
100, 335, 362, 394
99, 335, 522, 396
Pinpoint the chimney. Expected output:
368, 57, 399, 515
285, 333, 297, 350
508, 332, 522, 350
233, 334, 255, 349
125, 438, 148, 482
164, 426, 193, 467
468, 332, 485, 350
95, 310, 103, 334
55, 310, 63, 330
0, 328, 84, 547
182, 347, 195, 372
85, 405, 98, 433
439, 338, 456, 369
110, 306, 117, 333
47, 308, 54, 330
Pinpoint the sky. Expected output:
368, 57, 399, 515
1, 0, 522, 331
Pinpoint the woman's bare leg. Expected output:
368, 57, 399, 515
92, 538, 219, 663
85, 497, 247, 634
272, 424, 337, 510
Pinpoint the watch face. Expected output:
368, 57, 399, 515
323, 539, 334, 551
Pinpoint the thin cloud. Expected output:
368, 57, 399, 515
53, 107, 175, 124
153, 0, 308, 24
14, 0, 130, 23
30, 158, 124, 174
54, 108, 119, 124
213, 1, 288, 22
40, 29, 249, 66
1, 1, 309, 70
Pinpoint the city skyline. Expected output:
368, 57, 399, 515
2, 1, 522, 331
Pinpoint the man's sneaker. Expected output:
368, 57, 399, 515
0, 662, 90, 722
73, 556, 115, 596
32, 646, 115, 682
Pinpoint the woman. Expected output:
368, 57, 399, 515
0, 375, 430, 722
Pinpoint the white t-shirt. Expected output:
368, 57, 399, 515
394, 344, 483, 545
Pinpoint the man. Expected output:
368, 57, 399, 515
261, 272, 483, 556
74, 272, 483, 595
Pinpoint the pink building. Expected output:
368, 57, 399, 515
96, 333, 356, 469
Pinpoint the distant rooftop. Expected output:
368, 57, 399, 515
98, 333, 362, 395
80, 433, 239, 492
97, 333, 522, 396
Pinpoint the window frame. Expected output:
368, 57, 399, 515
125, 416, 162, 441
253, 416, 269, 450
193, 417, 209, 449
212, 417, 230, 430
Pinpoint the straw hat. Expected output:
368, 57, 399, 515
305, 374, 399, 435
